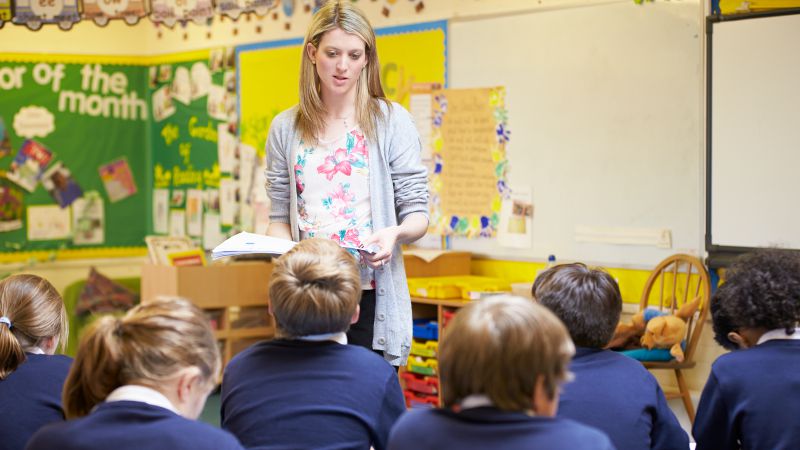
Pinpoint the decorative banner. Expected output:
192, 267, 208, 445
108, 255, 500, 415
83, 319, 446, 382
12, 0, 81, 30
217, 0, 277, 19
81, 0, 148, 26
238, 21, 447, 154
150, 0, 213, 27
429, 87, 510, 238
0, 0, 11, 27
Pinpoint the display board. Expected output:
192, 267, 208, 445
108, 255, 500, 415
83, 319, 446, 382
446, 1, 703, 267
0, 56, 149, 258
706, 10, 800, 267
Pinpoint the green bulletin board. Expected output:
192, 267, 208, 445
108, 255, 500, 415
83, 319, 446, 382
0, 57, 149, 259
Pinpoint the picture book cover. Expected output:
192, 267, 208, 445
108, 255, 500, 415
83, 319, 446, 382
7, 140, 53, 192
98, 157, 138, 202
42, 161, 83, 208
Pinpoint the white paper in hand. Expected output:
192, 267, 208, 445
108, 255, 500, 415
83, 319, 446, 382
211, 232, 297, 260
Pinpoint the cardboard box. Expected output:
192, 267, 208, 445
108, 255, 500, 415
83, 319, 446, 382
403, 251, 471, 278
141, 261, 272, 308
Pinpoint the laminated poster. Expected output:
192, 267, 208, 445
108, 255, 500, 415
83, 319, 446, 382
0, 177, 24, 232
72, 192, 105, 245
27, 204, 71, 240
42, 161, 83, 208
7, 140, 53, 193
98, 158, 138, 203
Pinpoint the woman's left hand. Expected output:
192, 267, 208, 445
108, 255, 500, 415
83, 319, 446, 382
360, 226, 401, 270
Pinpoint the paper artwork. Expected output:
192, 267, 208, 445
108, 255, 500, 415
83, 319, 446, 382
42, 161, 83, 208
207, 85, 228, 121
186, 189, 203, 237
497, 186, 534, 249
27, 204, 71, 240
152, 85, 176, 122
99, 158, 138, 203
171, 66, 192, 105
0, 178, 24, 232
217, 123, 237, 172
169, 209, 186, 236
170, 189, 185, 208
202, 213, 226, 250
153, 188, 169, 234
219, 177, 239, 226
0, 116, 11, 158
190, 62, 211, 99
7, 140, 53, 192
72, 192, 105, 245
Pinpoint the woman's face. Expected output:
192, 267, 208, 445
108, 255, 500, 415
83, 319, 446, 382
307, 28, 368, 100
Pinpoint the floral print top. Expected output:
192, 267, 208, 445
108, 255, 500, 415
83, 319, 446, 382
295, 128, 375, 289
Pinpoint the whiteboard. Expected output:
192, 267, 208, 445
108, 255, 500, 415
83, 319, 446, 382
709, 11, 800, 253
445, 1, 703, 267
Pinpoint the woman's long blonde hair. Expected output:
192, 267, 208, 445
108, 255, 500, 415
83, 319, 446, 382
62, 297, 220, 419
0, 274, 68, 380
296, 0, 389, 144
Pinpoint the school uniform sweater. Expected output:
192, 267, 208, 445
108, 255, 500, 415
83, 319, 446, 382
25, 401, 243, 450
221, 339, 405, 450
387, 406, 616, 450
693, 339, 800, 450
557, 347, 688, 450
0, 353, 71, 450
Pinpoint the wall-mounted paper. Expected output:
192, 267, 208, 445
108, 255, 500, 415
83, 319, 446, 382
99, 158, 138, 203
42, 161, 83, 208
169, 209, 186, 236
72, 192, 105, 245
153, 189, 169, 234
497, 186, 534, 249
186, 189, 203, 237
220, 177, 238, 226
27, 205, 71, 240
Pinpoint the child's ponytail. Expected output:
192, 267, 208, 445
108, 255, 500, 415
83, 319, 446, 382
0, 314, 25, 380
62, 316, 124, 419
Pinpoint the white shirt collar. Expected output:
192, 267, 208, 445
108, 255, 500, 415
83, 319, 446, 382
26, 347, 45, 355
297, 331, 348, 345
105, 385, 179, 415
460, 394, 494, 409
757, 327, 800, 345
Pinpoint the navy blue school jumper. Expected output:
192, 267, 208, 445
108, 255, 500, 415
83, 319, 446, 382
693, 339, 800, 450
0, 353, 71, 450
221, 339, 405, 450
25, 401, 243, 450
557, 347, 688, 450
387, 406, 616, 450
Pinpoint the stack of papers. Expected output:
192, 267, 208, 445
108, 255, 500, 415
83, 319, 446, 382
212, 232, 378, 260
212, 232, 297, 260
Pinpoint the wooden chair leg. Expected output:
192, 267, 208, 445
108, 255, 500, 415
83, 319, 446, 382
675, 369, 695, 424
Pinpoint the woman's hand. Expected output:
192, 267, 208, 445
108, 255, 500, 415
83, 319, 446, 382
360, 226, 401, 270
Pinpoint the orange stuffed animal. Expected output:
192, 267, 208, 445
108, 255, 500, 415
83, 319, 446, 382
608, 297, 700, 362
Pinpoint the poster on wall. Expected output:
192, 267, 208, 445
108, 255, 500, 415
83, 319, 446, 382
72, 192, 105, 245
0, 117, 11, 157
7, 140, 53, 192
428, 87, 510, 238
27, 205, 71, 240
0, 177, 24, 233
99, 158, 138, 203
41, 161, 83, 208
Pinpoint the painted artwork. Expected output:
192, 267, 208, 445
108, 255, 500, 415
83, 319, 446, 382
72, 192, 105, 245
42, 161, 83, 208
0, 177, 24, 232
0, 117, 11, 158
98, 158, 138, 203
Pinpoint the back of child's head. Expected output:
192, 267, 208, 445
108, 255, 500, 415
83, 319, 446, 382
532, 263, 621, 348
269, 238, 361, 338
62, 296, 220, 419
440, 295, 574, 412
0, 274, 67, 380
711, 249, 800, 350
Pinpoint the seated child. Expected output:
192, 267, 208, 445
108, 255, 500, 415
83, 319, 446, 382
26, 297, 243, 450
220, 238, 405, 450
0, 274, 71, 450
533, 263, 688, 450
693, 250, 800, 449
388, 295, 615, 450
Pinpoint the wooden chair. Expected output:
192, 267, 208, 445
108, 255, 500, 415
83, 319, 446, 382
638, 254, 711, 424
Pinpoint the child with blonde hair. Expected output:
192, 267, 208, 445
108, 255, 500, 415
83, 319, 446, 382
221, 238, 405, 450
26, 297, 243, 450
388, 295, 614, 450
0, 274, 71, 450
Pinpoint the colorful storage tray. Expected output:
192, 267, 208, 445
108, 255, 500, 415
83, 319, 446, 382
407, 275, 511, 300
410, 339, 438, 358
406, 356, 438, 376
404, 390, 440, 409
401, 372, 439, 395
413, 319, 438, 340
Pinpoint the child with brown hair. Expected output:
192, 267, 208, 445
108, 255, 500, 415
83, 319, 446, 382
25, 297, 243, 450
533, 263, 687, 450
0, 274, 71, 450
221, 238, 405, 450
388, 295, 614, 450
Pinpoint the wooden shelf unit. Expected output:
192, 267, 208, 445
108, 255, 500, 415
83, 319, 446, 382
141, 261, 275, 369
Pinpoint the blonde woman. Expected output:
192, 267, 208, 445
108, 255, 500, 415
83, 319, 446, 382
26, 297, 243, 450
265, 0, 428, 366
0, 274, 71, 450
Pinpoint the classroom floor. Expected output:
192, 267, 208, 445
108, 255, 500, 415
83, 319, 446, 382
200, 391, 700, 442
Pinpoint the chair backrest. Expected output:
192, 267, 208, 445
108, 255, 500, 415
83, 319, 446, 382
639, 254, 711, 363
